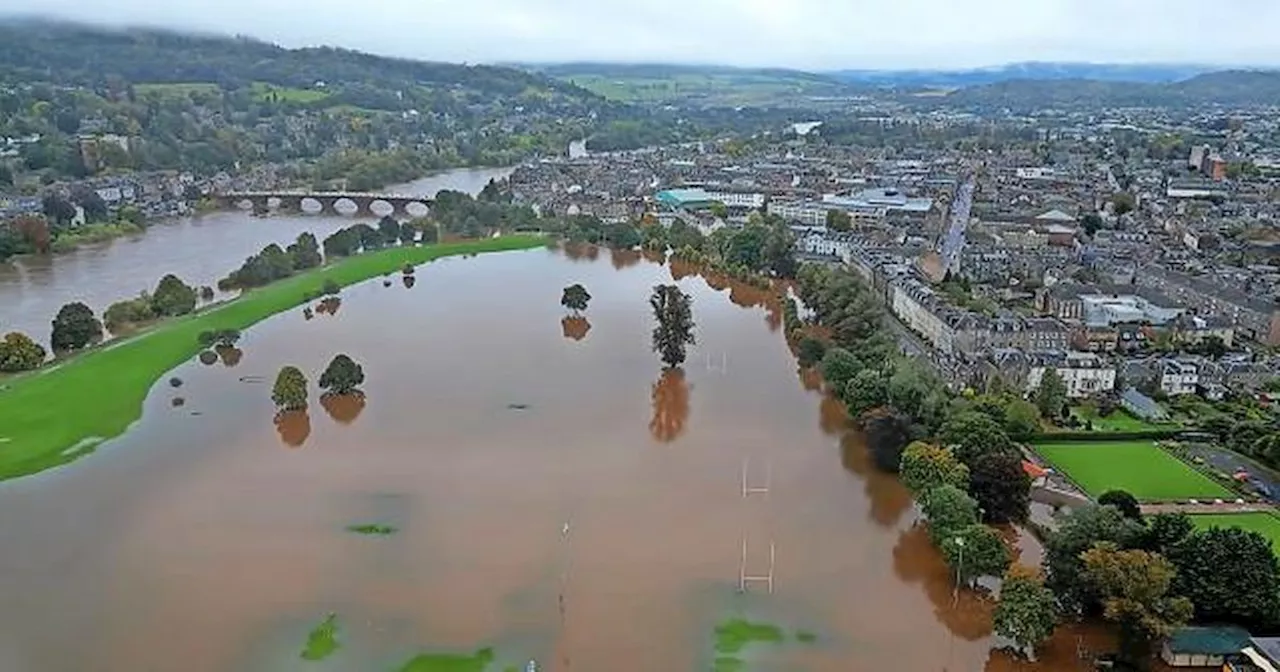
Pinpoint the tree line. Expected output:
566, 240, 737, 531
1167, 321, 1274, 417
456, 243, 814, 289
791, 262, 1280, 665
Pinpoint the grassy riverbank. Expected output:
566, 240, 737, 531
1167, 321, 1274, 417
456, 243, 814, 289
0, 235, 544, 481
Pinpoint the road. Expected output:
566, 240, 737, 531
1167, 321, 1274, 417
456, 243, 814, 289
939, 177, 974, 275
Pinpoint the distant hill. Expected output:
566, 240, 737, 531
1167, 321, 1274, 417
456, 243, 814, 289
827, 62, 1221, 88
941, 70, 1280, 109
519, 62, 862, 106
0, 18, 603, 107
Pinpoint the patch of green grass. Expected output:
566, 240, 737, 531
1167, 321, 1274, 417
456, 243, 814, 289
714, 618, 784, 655
1190, 513, 1280, 555
251, 81, 330, 103
0, 236, 544, 481
795, 630, 817, 643
346, 523, 397, 535
135, 82, 220, 97
395, 647, 495, 672
1035, 440, 1235, 501
301, 613, 340, 661
713, 656, 746, 672
1071, 405, 1173, 432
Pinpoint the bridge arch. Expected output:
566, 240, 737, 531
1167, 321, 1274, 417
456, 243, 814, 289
369, 199, 395, 218
332, 198, 360, 216
299, 197, 325, 214
403, 200, 430, 218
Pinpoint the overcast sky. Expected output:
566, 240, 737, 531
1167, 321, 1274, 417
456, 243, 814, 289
8, 0, 1280, 70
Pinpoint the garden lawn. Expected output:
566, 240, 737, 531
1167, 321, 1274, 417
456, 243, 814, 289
1190, 513, 1280, 555
0, 236, 544, 481
1035, 440, 1235, 501
1072, 405, 1172, 432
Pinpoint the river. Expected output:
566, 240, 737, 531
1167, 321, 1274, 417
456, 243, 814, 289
0, 241, 1109, 671
0, 166, 514, 344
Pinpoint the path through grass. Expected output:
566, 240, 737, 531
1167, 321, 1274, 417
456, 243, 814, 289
0, 236, 544, 481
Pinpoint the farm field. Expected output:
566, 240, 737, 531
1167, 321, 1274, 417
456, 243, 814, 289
1035, 440, 1235, 501
1190, 513, 1280, 554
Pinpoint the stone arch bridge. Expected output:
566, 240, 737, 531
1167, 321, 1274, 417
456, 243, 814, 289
214, 191, 435, 218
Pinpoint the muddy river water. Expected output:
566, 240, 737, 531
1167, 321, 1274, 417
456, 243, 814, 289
0, 235, 1116, 670
0, 166, 1113, 670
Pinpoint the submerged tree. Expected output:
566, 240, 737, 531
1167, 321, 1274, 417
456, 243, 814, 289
271, 365, 309, 411
1081, 543, 1192, 664
994, 565, 1059, 660
560, 284, 591, 314
650, 284, 695, 367
319, 354, 365, 396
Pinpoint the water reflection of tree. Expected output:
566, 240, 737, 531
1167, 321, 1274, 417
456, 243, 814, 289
892, 525, 995, 641
560, 316, 592, 342
609, 247, 641, 270
818, 395, 848, 435
215, 345, 243, 367
669, 258, 697, 281
641, 248, 666, 266
839, 432, 912, 527
562, 242, 598, 262
649, 367, 690, 443
799, 367, 823, 392
274, 409, 311, 448
321, 392, 366, 425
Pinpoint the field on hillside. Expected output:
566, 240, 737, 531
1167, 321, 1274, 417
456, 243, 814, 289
1035, 440, 1235, 501
549, 70, 853, 105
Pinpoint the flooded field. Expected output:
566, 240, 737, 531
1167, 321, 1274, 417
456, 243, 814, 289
0, 245, 1099, 671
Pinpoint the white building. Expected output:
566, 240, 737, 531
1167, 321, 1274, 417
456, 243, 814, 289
1025, 352, 1117, 398
1160, 360, 1199, 396
1080, 294, 1185, 327
705, 190, 765, 209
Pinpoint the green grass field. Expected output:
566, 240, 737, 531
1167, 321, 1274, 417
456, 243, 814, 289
1190, 513, 1280, 554
0, 236, 544, 481
1071, 405, 1173, 432
250, 81, 330, 103
1035, 440, 1235, 501
134, 82, 221, 97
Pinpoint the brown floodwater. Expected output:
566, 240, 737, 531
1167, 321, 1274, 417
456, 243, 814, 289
0, 244, 1104, 671
0, 167, 513, 343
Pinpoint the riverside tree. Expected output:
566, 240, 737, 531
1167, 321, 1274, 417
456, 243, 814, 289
969, 451, 1032, 523
151, 274, 197, 317
50, 301, 103, 351
560, 284, 591, 314
940, 524, 1011, 586
920, 484, 979, 545
0, 331, 46, 372
899, 442, 969, 498
650, 284, 695, 367
287, 232, 322, 269
319, 354, 365, 396
1081, 543, 1192, 664
271, 366, 309, 411
993, 565, 1059, 660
